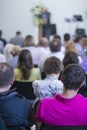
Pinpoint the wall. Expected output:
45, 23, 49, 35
0, 0, 87, 42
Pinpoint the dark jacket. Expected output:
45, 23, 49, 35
0, 89, 33, 129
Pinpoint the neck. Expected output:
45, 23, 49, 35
0, 85, 11, 93
61, 88, 78, 99
47, 73, 59, 78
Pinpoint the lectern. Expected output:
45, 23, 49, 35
38, 13, 57, 40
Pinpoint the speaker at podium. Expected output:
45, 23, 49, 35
38, 9, 57, 40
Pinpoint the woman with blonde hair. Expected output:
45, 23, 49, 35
65, 42, 82, 63
65, 42, 77, 54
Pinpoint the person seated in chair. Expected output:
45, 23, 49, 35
36, 64, 87, 130
0, 63, 33, 129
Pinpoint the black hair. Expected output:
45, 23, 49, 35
64, 33, 71, 42
61, 64, 85, 90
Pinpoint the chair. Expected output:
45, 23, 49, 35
41, 124, 87, 130
6, 126, 31, 130
11, 81, 36, 100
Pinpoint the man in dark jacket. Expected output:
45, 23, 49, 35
0, 63, 33, 129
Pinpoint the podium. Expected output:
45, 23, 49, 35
38, 18, 57, 40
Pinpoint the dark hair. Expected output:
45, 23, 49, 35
64, 33, 71, 41
53, 35, 61, 40
63, 52, 79, 68
0, 63, 14, 87
49, 39, 61, 52
43, 56, 62, 74
61, 64, 85, 90
24, 35, 34, 46
74, 37, 81, 43
16, 31, 21, 35
18, 49, 33, 80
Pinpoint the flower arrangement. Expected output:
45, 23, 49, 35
31, 3, 46, 26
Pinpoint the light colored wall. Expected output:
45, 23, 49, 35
0, 0, 87, 42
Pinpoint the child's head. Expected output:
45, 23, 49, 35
43, 56, 62, 75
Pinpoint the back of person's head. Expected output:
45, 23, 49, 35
65, 42, 77, 54
0, 63, 14, 88
38, 37, 49, 48
16, 31, 21, 36
43, 56, 62, 75
49, 39, 61, 52
73, 37, 81, 43
64, 33, 71, 42
4, 43, 14, 60
53, 35, 61, 40
11, 45, 21, 56
63, 52, 79, 68
18, 49, 33, 80
61, 64, 85, 90
24, 35, 35, 47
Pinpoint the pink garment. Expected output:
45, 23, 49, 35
36, 94, 87, 126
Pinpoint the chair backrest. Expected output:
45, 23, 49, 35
41, 124, 87, 130
11, 81, 36, 100
6, 126, 31, 130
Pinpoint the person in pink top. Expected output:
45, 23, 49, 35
36, 64, 87, 130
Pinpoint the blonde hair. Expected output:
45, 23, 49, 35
11, 45, 21, 56
65, 42, 77, 54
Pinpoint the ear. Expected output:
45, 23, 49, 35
9, 79, 14, 86
79, 81, 85, 88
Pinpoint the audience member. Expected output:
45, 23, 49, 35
9, 45, 21, 69
10, 31, 24, 47
53, 35, 61, 40
80, 37, 87, 59
0, 41, 4, 54
65, 42, 82, 63
0, 63, 33, 129
58, 52, 79, 79
14, 49, 41, 81
4, 43, 14, 64
0, 30, 7, 46
39, 39, 64, 72
73, 37, 82, 56
35, 37, 50, 66
33, 56, 63, 103
53, 35, 65, 53
63, 33, 71, 45
36, 64, 87, 130
23, 35, 38, 66
63, 52, 79, 68
80, 39, 87, 74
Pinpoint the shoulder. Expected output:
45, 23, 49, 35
31, 67, 40, 73
14, 68, 21, 73
33, 80, 42, 87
